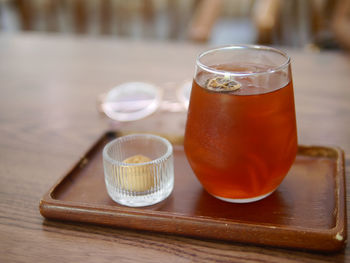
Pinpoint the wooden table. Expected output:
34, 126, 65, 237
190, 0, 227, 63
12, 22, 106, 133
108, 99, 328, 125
0, 33, 349, 262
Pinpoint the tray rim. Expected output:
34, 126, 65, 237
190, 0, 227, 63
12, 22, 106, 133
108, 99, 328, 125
39, 131, 347, 252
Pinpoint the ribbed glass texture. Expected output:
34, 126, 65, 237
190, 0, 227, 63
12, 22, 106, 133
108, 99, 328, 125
103, 134, 174, 207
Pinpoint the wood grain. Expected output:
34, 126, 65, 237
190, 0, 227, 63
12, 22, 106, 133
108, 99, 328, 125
0, 33, 350, 262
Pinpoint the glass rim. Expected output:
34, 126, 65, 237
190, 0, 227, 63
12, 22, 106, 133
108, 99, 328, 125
196, 45, 291, 77
103, 134, 173, 167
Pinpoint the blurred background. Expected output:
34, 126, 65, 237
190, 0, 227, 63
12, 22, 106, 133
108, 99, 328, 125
0, 0, 349, 50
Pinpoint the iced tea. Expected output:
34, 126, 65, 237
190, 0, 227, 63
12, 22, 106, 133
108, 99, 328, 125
184, 46, 297, 203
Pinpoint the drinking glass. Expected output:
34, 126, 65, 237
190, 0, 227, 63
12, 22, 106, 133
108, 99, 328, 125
184, 45, 298, 203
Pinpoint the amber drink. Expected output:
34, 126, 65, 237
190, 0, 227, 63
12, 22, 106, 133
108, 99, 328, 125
184, 46, 298, 203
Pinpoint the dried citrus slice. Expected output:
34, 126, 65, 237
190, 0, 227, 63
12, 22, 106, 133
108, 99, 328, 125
206, 76, 241, 92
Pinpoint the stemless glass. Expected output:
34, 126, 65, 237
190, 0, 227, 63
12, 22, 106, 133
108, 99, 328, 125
103, 134, 174, 207
184, 45, 298, 203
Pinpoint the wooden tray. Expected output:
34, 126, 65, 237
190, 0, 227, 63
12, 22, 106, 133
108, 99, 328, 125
39, 131, 347, 252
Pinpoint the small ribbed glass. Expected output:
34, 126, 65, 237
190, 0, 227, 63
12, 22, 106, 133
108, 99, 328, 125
103, 134, 174, 207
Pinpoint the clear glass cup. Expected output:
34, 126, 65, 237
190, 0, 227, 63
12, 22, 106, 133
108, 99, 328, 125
103, 134, 174, 207
184, 45, 298, 203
